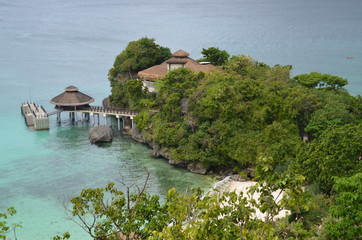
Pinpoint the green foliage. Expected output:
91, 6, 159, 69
135, 56, 355, 173
109, 79, 156, 109
67, 182, 168, 239
198, 47, 230, 66
63, 181, 316, 240
156, 68, 204, 122
53, 232, 70, 240
249, 157, 312, 223
149, 188, 274, 240
134, 110, 152, 132
150, 158, 312, 239
295, 123, 362, 193
325, 173, 362, 239
223, 55, 257, 76
108, 37, 171, 85
59, 162, 331, 240
305, 91, 361, 137
0, 207, 21, 240
293, 72, 348, 89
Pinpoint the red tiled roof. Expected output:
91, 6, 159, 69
138, 50, 215, 80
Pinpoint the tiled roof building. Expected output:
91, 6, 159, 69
137, 50, 215, 81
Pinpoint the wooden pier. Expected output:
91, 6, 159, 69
21, 86, 141, 132
21, 102, 50, 130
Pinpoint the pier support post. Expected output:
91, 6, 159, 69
97, 114, 100, 126
57, 112, 61, 123
90, 112, 94, 125
103, 114, 107, 125
74, 106, 77, 122
85, 113, 90, 123
117, 115, 121, 131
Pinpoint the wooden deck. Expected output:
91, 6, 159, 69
21, 102, 49, 130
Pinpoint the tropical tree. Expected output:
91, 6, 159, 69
305, 91, 361, 138
63, 172, 169, 240
293, 72, 348, 89
198, 47, 230, 66
295, 123, 362, 193
108, 38, 171, 85
223, 55, 257, 76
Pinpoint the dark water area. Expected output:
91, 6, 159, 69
0, 0, 361, 238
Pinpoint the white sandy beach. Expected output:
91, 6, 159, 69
212, 177, 289, 220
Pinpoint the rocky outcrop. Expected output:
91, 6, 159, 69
132, 127, 189, 168
187, 162, 209, 175
89, 125, 113, 144
132, 127, 146, 143
151, 142, 188, 168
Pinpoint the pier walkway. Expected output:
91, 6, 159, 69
52, 105, 140, 131
22, 85, 142, 131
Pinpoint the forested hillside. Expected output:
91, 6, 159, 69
108, 39, 361, 195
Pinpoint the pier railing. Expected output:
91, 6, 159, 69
57, 105, 140, 117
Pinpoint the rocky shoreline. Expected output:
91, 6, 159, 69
131, 127, 256, 178
132, 127, 218, 175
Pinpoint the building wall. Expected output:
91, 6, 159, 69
142, 80, 157, 93
168, 63, 184, 71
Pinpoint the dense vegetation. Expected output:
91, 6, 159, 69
125, 52, 361, 194
98, 38, 362, 239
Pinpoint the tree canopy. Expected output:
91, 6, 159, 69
293, 72, 348, 89
198, 47, 230, 66
324, 173, 362, 240
108, 37, 171, 85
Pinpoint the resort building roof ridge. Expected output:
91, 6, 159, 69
137, 49, 215, 82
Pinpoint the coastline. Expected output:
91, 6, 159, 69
132, 127, 210, 173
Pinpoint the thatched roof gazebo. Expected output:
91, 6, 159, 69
50, 86, 94, 111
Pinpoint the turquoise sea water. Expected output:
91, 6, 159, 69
1, 0, 361, 239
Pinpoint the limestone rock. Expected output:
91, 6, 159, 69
168, 158, 188, 168
89, 125, 113, 144
132, 127, 146, 143
187, 162, 209, 175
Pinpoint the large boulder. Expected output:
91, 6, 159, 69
89, 125, 113, 144
187, 162, 209, 175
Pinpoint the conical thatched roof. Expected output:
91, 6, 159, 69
172, 49, 189, 57
50, 86, 94, 106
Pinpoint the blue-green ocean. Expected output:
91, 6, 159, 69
1, 0, 361, 239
